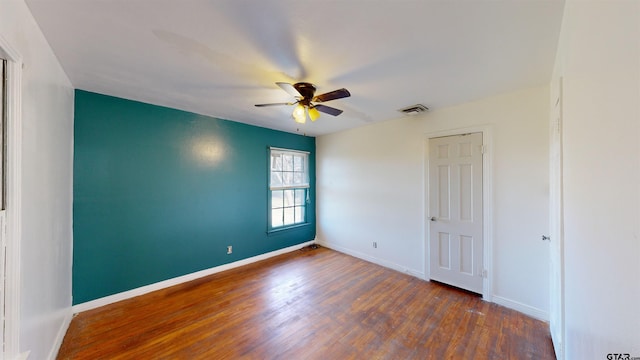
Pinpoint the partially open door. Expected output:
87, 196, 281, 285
428, 133, 483, 294
549, 77, 565, 360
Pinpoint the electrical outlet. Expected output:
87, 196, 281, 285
373, 242, 377, 249
227, 246, 232, 254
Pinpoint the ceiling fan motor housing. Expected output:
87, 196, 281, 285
293, 82, 317, 105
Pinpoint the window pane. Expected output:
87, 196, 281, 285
293, 155, 303, 171
271, 154, 282, 171
272, 209, 284, 227
294, 206, 305, 223
272, 190, 283, 208
283, 154, 293, 171
271, 172, 283, 188
282, 172, 293, 186
295, 189, 305, 205
283, 207, 295, 226
283, 189, 294, 206
293, 172, 302, 185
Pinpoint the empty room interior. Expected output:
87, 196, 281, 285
1, 0, 639, 359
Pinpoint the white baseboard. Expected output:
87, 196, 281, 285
72, 239, 546, 324
46, 308, 73, 360
317, 240, 425, 279
318, 240, 547, 322
14, 352, 29, 360
492, 295, 549, 321
72, 240, 316, 314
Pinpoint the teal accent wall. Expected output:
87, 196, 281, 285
73, 90, 315, 304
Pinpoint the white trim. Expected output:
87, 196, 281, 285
269, 147, 310, 155
492, 295, 549, 321
317, 239, 425, 279
0, 34, 23, 360
317, 238, 547, 322
270, 185, 310, 191
73, 241, 316, 313
46, 311, 72, 360
423, 125, 494, 302
13, 351, 29, 360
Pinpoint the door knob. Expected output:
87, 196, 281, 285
542, 235, 550, 241
430, 217, 437, 222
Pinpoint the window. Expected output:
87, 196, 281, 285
269, 148, 309, 230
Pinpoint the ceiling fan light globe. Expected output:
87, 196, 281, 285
292, 104, 307, 124
308, 107, 320, 121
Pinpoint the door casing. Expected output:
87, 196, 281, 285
0, 34, 24, 360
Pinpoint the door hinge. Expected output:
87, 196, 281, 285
480, 145, 486, 154
481, 269, 488, 278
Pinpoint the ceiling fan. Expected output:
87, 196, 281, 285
255, 82, 351, 124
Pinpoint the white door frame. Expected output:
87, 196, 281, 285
424, 125, 493, 300
549, 77, 565, 360
0, 34, 24, 360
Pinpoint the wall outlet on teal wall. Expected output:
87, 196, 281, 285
227, 246, 233, 255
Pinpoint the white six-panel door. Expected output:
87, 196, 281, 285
429, 133, 483, 294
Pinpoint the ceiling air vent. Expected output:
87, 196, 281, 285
398, 104, 429, 115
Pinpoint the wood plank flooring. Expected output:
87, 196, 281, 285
58, 246, 555, 359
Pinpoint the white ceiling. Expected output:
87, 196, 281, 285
25, 0, 564, 136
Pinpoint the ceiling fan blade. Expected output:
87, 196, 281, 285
313, 88, 351, 103
314, 104, 343, 116
276, 82, 301, 97
255, 102, 295, 107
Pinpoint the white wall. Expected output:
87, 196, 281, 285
554, 1, 640, 358
1, 1, 74, 359
317, 85, 550, 318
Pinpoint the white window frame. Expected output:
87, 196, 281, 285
268, 147, 310, 232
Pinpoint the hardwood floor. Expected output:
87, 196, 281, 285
58, 246, 555, 359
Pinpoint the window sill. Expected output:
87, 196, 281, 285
267, 222, 311, 235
